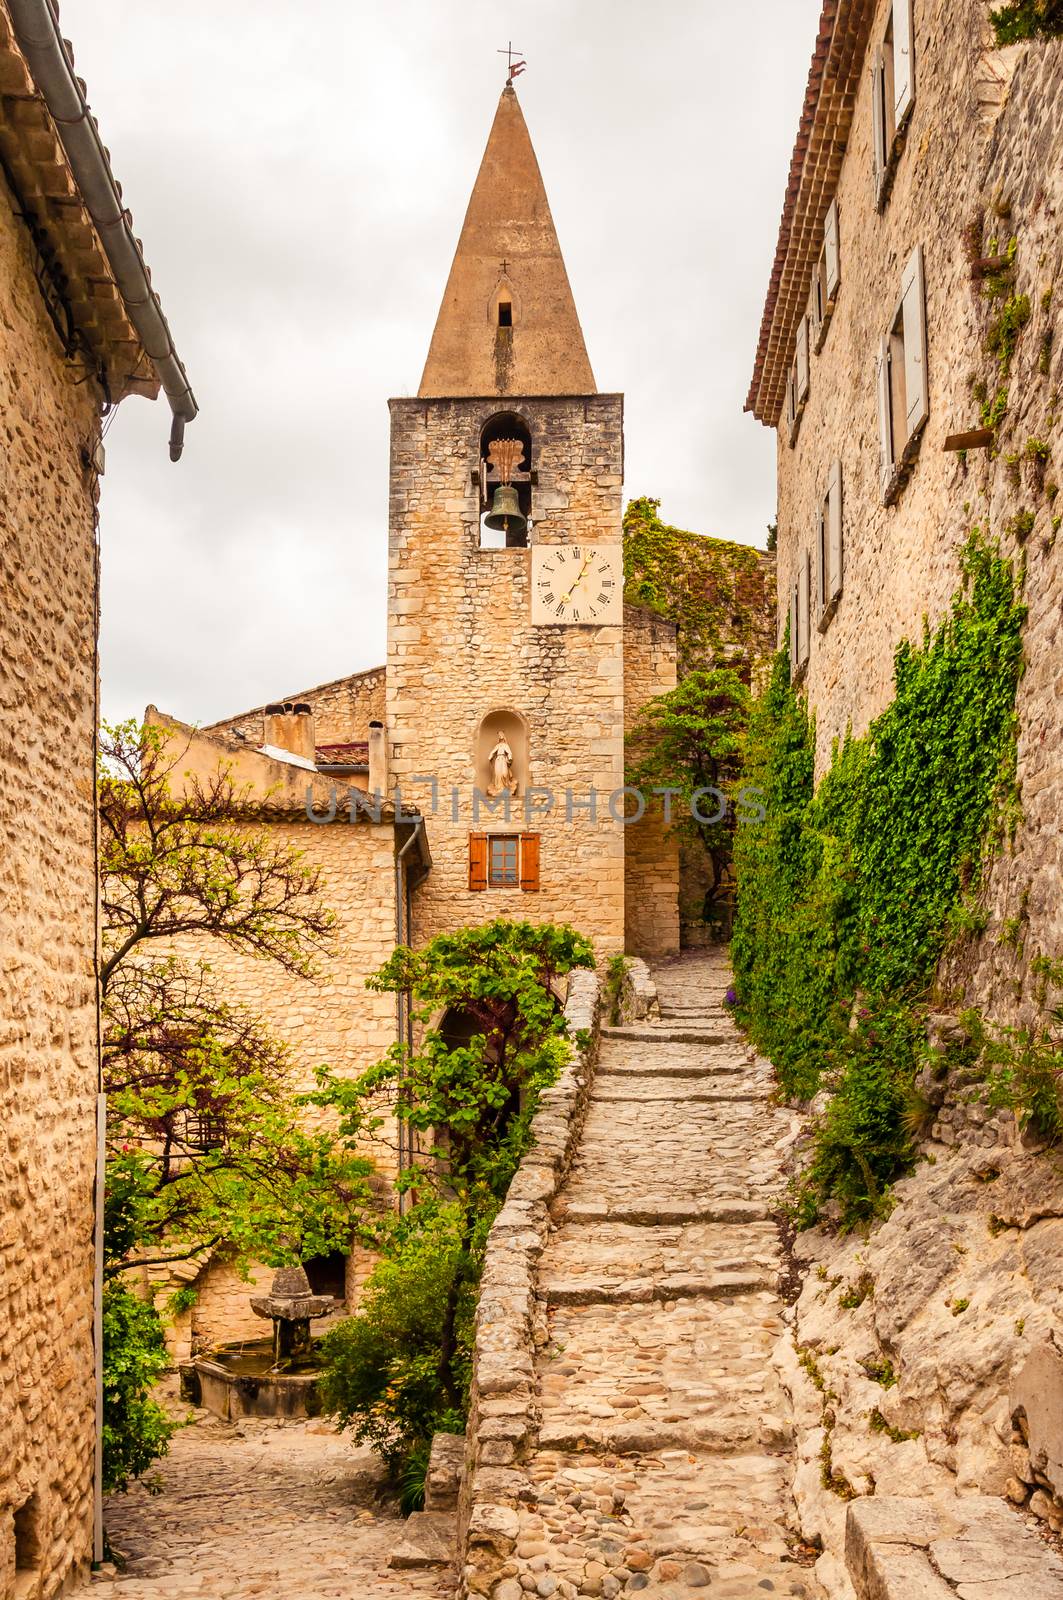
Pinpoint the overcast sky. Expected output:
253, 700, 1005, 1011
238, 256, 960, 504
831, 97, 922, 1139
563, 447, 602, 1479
60, 0, 820, 726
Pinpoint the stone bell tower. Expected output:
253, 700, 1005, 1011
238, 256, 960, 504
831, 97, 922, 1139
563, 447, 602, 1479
386, 82, 626, 953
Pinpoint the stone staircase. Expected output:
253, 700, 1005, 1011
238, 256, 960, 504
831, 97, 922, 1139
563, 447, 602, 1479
490, 949, 820, 1600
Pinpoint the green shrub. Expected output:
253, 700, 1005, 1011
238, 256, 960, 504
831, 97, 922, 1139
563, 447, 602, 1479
102, 1282, 176, 1493
318, 1206, 477, 1475
989, 0, 1063, 45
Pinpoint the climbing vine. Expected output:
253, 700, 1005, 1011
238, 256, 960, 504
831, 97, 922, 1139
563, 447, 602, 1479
989, 0, 1063, 45
732, 534, 1026, 1224
623, 496, 774, 675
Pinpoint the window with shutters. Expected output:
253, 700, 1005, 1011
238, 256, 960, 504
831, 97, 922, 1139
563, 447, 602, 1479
872, 0, 916, 211
877, 245, 929, 505
469, 832, 540, 891
812, 199, 841, 353
816, 460, 844, 631
789, 558, 810, 683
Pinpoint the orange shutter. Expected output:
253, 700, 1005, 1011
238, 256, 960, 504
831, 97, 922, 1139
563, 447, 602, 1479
469, 833, 488, 891
519, 833, 540, 892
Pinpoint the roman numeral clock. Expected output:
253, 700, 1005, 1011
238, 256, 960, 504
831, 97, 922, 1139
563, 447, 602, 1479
531, 544, 623, 625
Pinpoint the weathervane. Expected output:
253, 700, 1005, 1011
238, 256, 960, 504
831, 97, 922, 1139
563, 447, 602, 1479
497, 41, 526, 84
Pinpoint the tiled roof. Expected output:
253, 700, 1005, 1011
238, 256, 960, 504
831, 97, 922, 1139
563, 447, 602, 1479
0, 5, 160, 403
315, 742, 369, 767
745, 0, 876, 426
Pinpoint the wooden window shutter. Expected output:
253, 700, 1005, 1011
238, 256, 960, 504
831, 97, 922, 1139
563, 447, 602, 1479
824, 199, 841, 301
789, 578, 799, 680
519, 833, 540, 892
877, 334, 895, 495
796, 315, 810, 403
815, 507, 827, 628
901, 244, 929, 442
871, 48, 887, 201
798, 551, 811, 668
469, 833, 488, 891
827, 459, 844, 606
893, 0, 916, 129
807, 282, 821, 352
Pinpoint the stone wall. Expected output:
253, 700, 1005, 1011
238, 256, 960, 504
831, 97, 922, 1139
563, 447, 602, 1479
621, 604, 680, 959
0, 174, 102, 1596
205, 664, 387, 747
773, 6, 1063, 1021
458, 968, 602, 1599
387, 395, 627, 955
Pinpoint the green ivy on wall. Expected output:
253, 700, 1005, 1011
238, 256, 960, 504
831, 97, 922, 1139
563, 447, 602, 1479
989, 0, 1063, 45
623, 496, 774, 675
732, 534, 1026, 1223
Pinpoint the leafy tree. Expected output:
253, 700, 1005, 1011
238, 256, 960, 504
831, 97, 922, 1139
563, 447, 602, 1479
315, 919, 594, 1478
99, 721, 379, 1489
627, 667, 751, 915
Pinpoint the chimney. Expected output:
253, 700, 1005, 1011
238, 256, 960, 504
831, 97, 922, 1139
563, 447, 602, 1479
368, 720, 388, 797
262, 702, 316, 764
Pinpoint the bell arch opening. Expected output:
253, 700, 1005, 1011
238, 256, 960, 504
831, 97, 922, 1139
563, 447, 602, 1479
479, 412, 532, 549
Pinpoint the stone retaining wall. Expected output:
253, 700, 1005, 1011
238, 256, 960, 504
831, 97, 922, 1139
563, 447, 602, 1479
457, 967, 603, 1598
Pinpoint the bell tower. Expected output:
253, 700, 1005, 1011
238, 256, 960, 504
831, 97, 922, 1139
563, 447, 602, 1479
386, 83, 626, 952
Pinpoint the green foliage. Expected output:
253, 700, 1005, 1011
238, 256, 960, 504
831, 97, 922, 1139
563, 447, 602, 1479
102, 1282, 177, 1493
989, 0, 1063, 44
733, 536, 1026, 1224
987, 293, 1032, 378
980, 1016, 1063, 1140
869, 1408, 919, 1442
316, 919, 593, 1483
622, 496, 772, 675
603, 953, 630, 1026
319, 1207, 477, 1474
627, 668, 752, 915
862, 1356, 897, 1388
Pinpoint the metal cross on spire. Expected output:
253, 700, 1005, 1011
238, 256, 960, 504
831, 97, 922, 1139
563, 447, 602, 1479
497, 41, 526, 84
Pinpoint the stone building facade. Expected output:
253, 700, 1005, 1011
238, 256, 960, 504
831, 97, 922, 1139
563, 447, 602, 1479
0, 3, 194, 1593
748, 0, 1063, 1016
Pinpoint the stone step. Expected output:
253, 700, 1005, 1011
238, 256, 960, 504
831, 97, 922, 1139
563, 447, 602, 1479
386, 1510, 454, 1569
846, 1494, 1063, 1599
596, 1056, 745, 1078
601, 1025, 731, 1044
592, 1086, 761, 1104
561, 1197, 773, 1225
541, 1268, 776, 1305
536, 1414, 792, 1456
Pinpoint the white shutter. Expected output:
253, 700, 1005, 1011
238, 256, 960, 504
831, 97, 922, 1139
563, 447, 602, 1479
789, 579, 799, 679
827, 459, 844, 605
877, 334, 895, 496
785, 368, 796, 434
824, 199, 841, 301
872, 48, 887, 203
796, 316, 810, 403
815, 507, 827, 628
798, 551, 811, 668
808, 280, 822, 351
901, 244, 929, 442
893, 0, 916, 129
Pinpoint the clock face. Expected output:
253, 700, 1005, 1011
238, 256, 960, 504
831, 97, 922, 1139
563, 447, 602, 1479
530, 544, 623, 626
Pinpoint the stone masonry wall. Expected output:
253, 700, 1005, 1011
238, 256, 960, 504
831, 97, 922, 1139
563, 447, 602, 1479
621, 603, 680, 959
387, 395, 627, 956
158, 817, 401, 1352
774, 7, 1063, 1024
205, 665, 387, 748
0, 179, 103, 1594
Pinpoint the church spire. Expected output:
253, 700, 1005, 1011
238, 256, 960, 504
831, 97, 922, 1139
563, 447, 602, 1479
418, 85, 596, 399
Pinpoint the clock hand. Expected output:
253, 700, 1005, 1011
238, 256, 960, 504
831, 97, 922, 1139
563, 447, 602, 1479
560, 556, 594, 603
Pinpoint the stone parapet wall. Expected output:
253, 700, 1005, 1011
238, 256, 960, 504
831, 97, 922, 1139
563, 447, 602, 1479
458, 968, 603, 1598
205, 665, 387, 749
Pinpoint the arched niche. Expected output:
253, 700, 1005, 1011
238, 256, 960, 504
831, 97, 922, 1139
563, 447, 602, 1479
475, 708, 528, 799
479, 411, 532, 549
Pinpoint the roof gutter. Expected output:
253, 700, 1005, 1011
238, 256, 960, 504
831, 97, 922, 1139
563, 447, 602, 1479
9, 0, 198, 460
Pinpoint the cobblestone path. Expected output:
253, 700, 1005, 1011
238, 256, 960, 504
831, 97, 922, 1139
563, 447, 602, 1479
90, 1414, 455, 1600
504, 949, 819, 1600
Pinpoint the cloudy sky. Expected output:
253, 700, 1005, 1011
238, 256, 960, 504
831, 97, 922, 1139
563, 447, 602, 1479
61, 0, 821, 726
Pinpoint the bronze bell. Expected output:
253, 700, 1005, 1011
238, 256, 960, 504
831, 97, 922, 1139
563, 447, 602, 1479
483, 484, 527, 544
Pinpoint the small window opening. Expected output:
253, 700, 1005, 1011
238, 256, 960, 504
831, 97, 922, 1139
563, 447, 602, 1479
304, 1251, 347, 1301
497, 301, 512, 327
488, 835, 519, 887
14, 1494, 42, 1598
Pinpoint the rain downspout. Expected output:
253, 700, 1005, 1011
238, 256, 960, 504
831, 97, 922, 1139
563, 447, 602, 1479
394, 820, 424, 1215
9, 0, 198, 459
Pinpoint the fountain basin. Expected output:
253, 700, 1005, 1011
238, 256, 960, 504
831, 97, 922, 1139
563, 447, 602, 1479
180, 1338, 324, 1422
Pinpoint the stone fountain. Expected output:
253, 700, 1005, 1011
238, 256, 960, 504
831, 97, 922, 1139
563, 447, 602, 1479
182, 1264, 339, 1421
250, 1264, 337, 1370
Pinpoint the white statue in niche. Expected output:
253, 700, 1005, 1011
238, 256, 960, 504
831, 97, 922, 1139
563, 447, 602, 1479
487, 730, 517, 796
